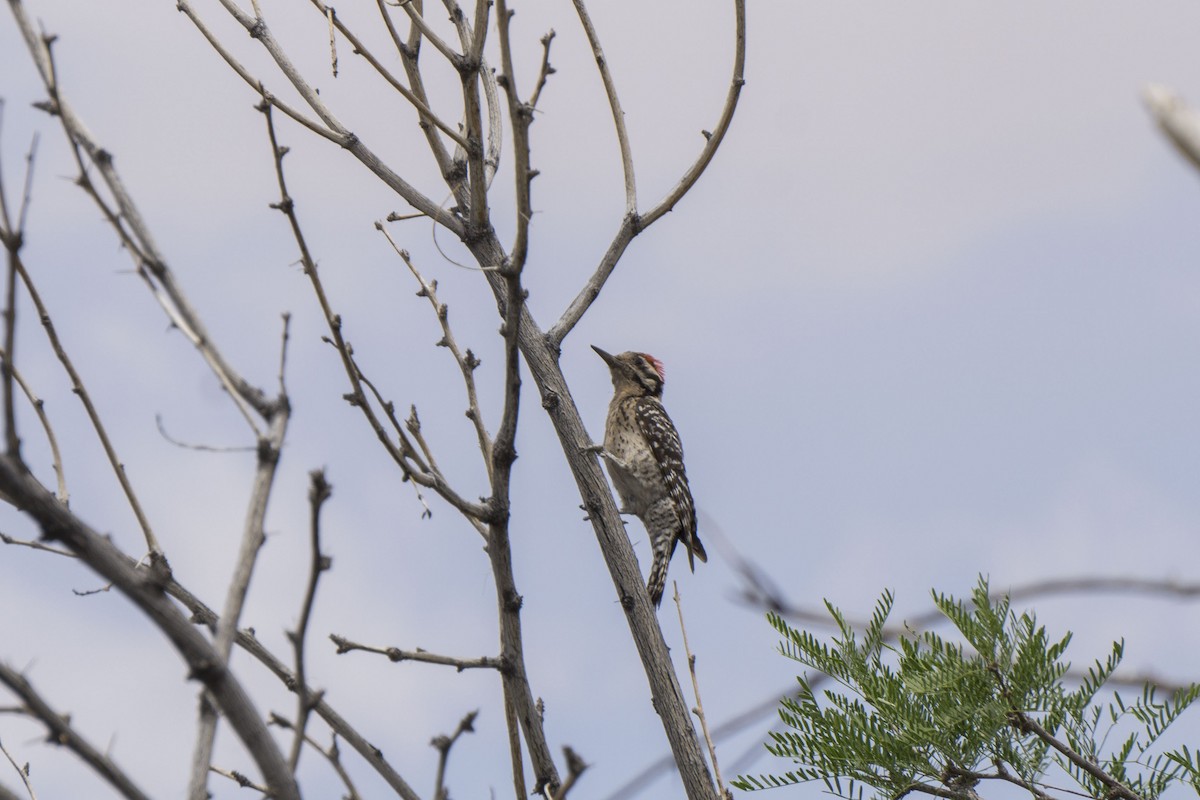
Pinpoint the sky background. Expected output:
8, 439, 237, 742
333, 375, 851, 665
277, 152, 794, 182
3, 1, 1200, 798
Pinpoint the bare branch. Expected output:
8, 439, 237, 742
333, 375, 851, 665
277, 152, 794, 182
175, 0, 342, 145
0, 531, 74, 558
329, 635, 503, 671
0, 741, 33, 800
167, 599, 419, 800
209, 765, 270, 795
189, 320, 290, 799
466, 0, 489, 65
483, 289, 562, 795
187, 393, 289, 799
10, 243, 160, 553
673, 584, 728, 799
2, 234, 20, 461
551, 746, 589, 800
376, 0, 465, 205
1144, 84, 1200, 174
378, 227, 494, 473
263, 727, 360, 800
738, 563, 1200, 634
155, 414, 256, 454
325, 5, 338, 77
308, 0, 470, 148
547, 215, 635, 347
431, 710, 477, 800
456, 33, 491, 235
494, 0, 536, 274
440, 0, 503, 198
502, 690, 528, 799
0, 346, 65, 503
0, 117, 32, 462
258, 105, 485, 521
529, 31, 557, 112
460, 230, 719, 797
395, 0, 463, 65
1011, 712, 1146, 800
0, 459, 299, 800
641, 0, 746, 228
186, 0, 464, 232
570, 0, 636, 214
549, 0, 746, 345
286, 469, 333, 772
0, 663, 152, 800
8, 7, 278, 427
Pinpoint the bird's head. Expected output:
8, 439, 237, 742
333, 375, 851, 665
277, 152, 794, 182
592, 346, 665, 398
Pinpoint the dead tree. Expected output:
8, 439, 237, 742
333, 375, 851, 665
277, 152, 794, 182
0, 1, 745, 798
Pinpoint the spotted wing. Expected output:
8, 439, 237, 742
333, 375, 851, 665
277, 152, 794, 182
634, 397, 706, 568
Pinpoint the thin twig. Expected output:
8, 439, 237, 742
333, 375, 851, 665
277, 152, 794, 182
378, 227, 494, 473
546, 215, 635, 348
325, 5, 338, 77
269, 721, 362, 800
0, 740, 33, 800
309, 0, 469, 148
440, 0, 503, 196
451, 9, 491, 236
175, 1, 341, 145
1012, 712, 1146, 800
0, 117, 33, 462
673, 583, 728, 798
260, 103, 485, 521
209, 765, 270, 795
396, 0, 463, 64
431, 710, 477, 800
569, 0, 635, 214
404, 405, 442, 485
376, 0, 466, 208
11, 244, 160, 553
287, 469, 333, 772
0, 458, 300, 800
528, 31, 557, 112
1144, 84, 1200, 174
551, 746, 589, 800
329, 635, 502, 671
12, 13, 278, 429
641, 0, 746, 228
502, 689, 528, 799
0, 531, 74, 558
188, 0, 464, 232
493, 0, 536, 279
189, 299, 291, 800
549, 0, 747, 346
2, 233, 20, 460
155, 414, 256, 454
188, 390, 289, 800
0, 663, 151, 800
0, 346, 65, 503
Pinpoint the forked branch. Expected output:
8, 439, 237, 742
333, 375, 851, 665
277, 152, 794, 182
0, 662, 152, 800
0, 459, 299, 800
550, 0, 747, 345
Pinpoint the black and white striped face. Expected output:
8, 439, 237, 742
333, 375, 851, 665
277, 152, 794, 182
592, 346, 665, 398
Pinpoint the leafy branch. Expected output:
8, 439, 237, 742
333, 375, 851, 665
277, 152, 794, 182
736, 576, 1200, 800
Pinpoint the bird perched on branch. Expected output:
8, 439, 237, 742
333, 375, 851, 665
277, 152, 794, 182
592, 346, 707, 606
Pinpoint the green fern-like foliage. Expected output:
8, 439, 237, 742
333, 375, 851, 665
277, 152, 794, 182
734, 577, 1200, 800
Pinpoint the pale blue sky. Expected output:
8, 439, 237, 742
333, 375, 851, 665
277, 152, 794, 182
3, 2, 1200, 798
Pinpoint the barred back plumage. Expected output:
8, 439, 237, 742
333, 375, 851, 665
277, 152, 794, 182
592, 346, 707, 607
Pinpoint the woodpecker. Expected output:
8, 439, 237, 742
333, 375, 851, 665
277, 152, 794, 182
592, 346, 706, 606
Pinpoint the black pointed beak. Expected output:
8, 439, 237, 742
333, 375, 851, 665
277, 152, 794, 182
591, 345, 617, 367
